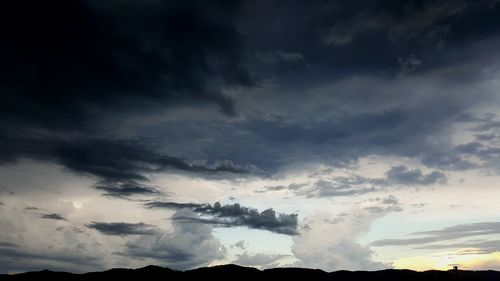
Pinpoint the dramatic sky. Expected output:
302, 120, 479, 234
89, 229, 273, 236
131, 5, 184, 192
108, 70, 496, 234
2, 0, 500, 273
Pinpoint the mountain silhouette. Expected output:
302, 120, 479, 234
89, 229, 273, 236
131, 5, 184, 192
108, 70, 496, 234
2, 264, 500, 281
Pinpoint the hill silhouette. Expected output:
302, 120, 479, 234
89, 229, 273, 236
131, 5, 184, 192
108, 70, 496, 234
1, 264, 500, 281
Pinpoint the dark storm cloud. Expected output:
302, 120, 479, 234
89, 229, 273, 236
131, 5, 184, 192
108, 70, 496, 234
242, 0, 500, 84
86, 222, 159, 236
151, 82, 493, 175
0, 136, 253, 196
40, 213, 67, 221
372, 222, 500, 246
0, 0, 252, 129
0, 0, 256, 192
317, 0, 484, 48
1, 0, 500, 184
146, 201, 299, 235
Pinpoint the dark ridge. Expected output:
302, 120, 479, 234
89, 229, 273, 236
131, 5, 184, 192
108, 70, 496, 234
1, 265, 500, 281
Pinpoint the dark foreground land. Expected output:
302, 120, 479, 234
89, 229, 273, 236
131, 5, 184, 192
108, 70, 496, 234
1, 264, 500, 281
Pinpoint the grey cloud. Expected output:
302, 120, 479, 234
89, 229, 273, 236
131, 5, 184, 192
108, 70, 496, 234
0, 136, 255, 200
40, 213, 67, 221
292, 212, 387, 271
452, 115, 500, 173
455, 141, 500, 161
364, 195, 403, 214
364, 206, 402, 214
274, 166, 446, 198
310, 180, 378, 198
260, 185, 287, 192
415, 239, 500, 253
3, 0, 500, 274
0, 242, 17, 248
397, 55, 423, 78
257, 50, 305, 64
0, 238, 103, 273
1, 0, 500, 190
232, 240, 246, 250
421, 153, 477, 171
0, 0, 256, 199
384, 165, 447, 186
121, 210, 226, 270
0, 186, 14, 196
86, 222, 159, 236
94, 181, 160, 198
415, 222, 500, 236
0, 0, 253, 131
470, 119, 500, 132
257, 183, 306, 193
322, 0, 467, 47
144, 202, 202, 209
146, 201, 299, 235
275, 51, 305, 63
156, 81, 482, 176
382, 195, 399, 205
372, 221, 500, 246
2, 137, 253, 182
475, 133, 497, 141
233, 252, 288, 268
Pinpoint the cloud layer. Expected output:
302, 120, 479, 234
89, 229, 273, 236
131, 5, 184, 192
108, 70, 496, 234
146, 201, 299, 235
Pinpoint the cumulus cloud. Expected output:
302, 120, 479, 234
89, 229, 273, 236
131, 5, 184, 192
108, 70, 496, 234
291, 195, 401, 270
121, 209, 226, 270
145, 201, 299, 235
0, 206, 107, 273
292, 212, 385, 271
232, 252, 288, 269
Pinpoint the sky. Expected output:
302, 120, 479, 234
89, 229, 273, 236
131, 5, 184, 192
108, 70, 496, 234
2, 0, 500, 274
